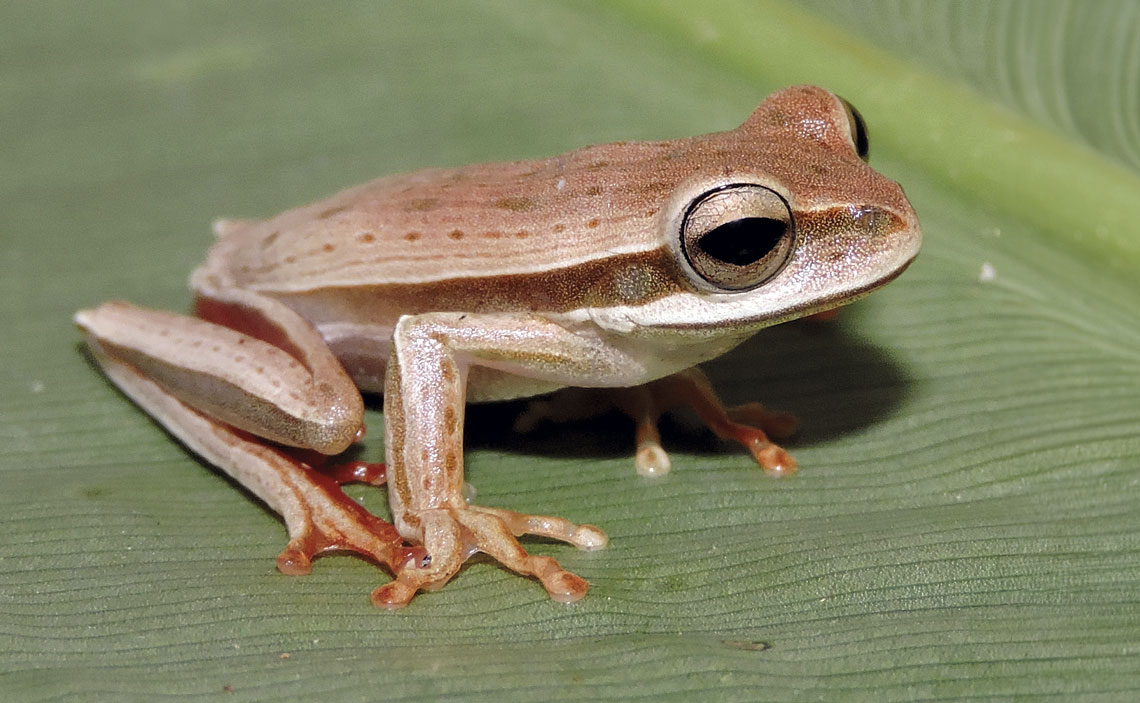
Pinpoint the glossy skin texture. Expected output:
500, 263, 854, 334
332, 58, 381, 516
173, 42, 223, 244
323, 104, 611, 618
75, 86, 921, 607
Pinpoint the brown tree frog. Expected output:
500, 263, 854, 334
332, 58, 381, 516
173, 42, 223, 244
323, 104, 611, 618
76, 86, 921, 607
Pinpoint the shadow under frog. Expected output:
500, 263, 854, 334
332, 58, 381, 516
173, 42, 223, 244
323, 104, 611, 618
465, 311, 912, 466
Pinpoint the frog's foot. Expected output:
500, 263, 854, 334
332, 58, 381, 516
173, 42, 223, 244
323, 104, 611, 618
273, 465, 423, 577
371, 505, 607, 609
622, 367, 799, 477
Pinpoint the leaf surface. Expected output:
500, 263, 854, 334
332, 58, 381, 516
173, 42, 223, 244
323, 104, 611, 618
2, 2, 1138, 700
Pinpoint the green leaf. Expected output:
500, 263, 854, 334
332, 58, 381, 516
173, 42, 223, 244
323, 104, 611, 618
3, 1, 1138, 700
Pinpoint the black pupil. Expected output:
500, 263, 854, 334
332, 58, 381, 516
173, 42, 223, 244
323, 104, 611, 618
697, 217, 785, 266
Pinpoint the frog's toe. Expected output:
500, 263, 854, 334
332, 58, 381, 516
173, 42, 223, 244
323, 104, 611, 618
752, 441, 797, 477
540, 566, 590, 604
369, 505, 602, 607
454, 508, 594, 602
371, 578, 419, 609
468, 504, 608, 550
635, 438, 672, 477
271, 469, 424, 582
276, 521, 424, 579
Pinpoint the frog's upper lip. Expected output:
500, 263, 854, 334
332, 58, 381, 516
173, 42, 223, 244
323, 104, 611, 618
769, 251, 919, 326
645, 239, 919, 333
814, 249, 917, 311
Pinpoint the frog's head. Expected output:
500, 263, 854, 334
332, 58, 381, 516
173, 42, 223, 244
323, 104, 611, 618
618, 85, 921, 335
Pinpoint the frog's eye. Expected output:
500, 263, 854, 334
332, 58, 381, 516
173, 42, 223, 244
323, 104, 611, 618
839, 97, 870, 161
679, 184, 795, 291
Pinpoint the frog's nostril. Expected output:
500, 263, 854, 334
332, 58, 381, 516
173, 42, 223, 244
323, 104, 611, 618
849, 205, 901, 237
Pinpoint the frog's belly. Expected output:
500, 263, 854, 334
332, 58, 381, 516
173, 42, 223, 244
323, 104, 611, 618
317, 322, 568, 402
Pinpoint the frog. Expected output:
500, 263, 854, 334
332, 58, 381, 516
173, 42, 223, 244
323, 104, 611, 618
76, 85, 921, 608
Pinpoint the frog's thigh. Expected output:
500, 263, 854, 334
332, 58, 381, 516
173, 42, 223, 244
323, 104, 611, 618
76, 300, 363, 455
78, 333, 414, 577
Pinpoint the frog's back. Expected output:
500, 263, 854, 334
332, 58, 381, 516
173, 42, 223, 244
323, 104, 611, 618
204, 138, 699, 297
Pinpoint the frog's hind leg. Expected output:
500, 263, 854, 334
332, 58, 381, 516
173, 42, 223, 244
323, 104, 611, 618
78, 297, 364, 455
77, 335, 422, 579
75, 300, 422, 595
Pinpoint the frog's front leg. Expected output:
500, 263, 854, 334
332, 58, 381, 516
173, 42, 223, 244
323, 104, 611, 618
515, 369, 799, 478
375, 313, 627, 608
623, 368, 800, 477
75, 296, 422, 583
